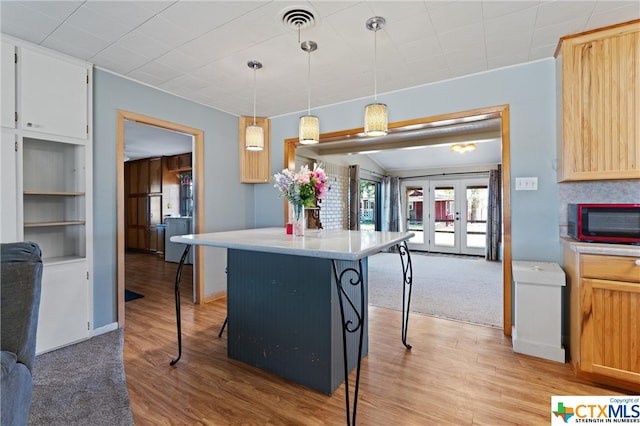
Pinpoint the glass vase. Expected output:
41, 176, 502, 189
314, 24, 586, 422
292, 203, 305, 236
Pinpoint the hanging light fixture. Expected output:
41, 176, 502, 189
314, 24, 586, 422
245, 60, 264, 151
364, 16, 387, 137
299, 40, 319, 145
451, 143, 477, 154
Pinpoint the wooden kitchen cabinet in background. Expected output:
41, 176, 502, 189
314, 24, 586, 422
125, 157, 163, 252
556, 20, 640, 181
166, 152, 191, 171
563, 241, 640, 392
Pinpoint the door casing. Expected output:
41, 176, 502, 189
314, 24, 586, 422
116, 110, 204, 327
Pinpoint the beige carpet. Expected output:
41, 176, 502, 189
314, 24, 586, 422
368, 252, 503, 328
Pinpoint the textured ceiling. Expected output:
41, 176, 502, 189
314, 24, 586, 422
2, 1, 638, 118
3, 1, 637, 171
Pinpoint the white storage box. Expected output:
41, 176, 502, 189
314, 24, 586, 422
512, 261, 566, 362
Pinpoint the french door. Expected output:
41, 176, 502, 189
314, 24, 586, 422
403, 178, 488, 255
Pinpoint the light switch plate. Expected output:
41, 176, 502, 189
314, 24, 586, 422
515, 177, 538, 191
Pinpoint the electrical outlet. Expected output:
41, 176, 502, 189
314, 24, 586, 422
515, 177, 538, 191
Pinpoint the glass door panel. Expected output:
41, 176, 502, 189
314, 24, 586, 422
430, 182, 458, 253
360, 180, 377, 231
405, 185, 426, 249
463, 183, 488, 255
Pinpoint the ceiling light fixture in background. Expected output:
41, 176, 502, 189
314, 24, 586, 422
450, 143, 477, 154
245, 60, 264, 151
364, 16, 387, 137
299, 40, 319, 145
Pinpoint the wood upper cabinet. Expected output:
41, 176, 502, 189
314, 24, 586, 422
149, 157, 162, 193
239, 116, 271, 183
166, 152, 191, 171
556, 20, 640, 181
564, 244, 640, 392
137, 159, 150, 194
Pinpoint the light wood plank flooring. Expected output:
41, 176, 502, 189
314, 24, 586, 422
123, 252, 626, 425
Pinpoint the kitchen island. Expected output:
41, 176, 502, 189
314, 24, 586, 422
170, 228, 414, 423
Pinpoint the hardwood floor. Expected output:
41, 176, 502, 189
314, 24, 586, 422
123, 252, 625, 425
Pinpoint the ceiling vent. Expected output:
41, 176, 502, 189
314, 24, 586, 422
281, 7, 317, 31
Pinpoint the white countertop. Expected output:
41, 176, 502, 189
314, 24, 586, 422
561, 236, 640, 257
170, 228, 415, 261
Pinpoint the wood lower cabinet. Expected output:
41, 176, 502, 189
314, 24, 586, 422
563, 242, 640, 391
556, 20, 640, 181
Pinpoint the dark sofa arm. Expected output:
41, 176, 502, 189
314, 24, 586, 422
1, 242, 43, 372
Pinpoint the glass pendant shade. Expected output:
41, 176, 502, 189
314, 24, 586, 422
299, 115, 319, 144
364, 102, 388, 136
245, 124, 264, 151
450, 143, 477, 154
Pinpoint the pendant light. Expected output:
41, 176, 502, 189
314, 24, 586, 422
451, 143, 477, 154
364, 16, 387, 137
245, 60, 264, 151
299, 40, 319, 145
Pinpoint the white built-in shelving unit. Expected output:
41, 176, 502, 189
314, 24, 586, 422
1, 34, 93, 354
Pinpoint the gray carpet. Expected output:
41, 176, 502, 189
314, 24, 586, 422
29, 329, 134, 426
368, 252, 503, 327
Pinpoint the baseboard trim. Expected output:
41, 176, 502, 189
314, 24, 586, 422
93, 322, 118, 336
204, 291, 226, 304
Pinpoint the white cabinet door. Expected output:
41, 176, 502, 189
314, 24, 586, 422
19, 47, 88, 140
1, 41, 15, 128
36, 261, 91, 354
0, 131, 18, 242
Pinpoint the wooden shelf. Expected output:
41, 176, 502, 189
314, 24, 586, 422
24, 220, 85, 227
24, 191, 85, 196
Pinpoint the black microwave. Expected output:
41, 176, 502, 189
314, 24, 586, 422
568, 204, 640, 244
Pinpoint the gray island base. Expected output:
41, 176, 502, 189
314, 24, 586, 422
228, 249, 367, 395
170, 228, 415, 424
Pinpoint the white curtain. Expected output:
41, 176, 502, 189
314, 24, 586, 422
381, 176, 403, 232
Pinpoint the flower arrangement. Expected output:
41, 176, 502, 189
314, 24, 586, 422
273, 163, 330, 208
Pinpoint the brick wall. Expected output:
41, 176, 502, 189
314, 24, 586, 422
318, 162, 349, 230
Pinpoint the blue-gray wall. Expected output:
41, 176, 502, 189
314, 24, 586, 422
93, 58, 560, 330
259, 59, 560, 265
93, 69, 253, 328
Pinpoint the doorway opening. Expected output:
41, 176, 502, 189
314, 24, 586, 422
285, 104, 512, 334
116, 110, 204, 327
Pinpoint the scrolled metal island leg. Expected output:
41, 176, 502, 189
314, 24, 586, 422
170, 244, 192, 366
332, 259, 365, 426
333, 242, 413, 424
397, 241, 413, 349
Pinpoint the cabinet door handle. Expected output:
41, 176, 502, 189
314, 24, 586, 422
26, 122, 33, 127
